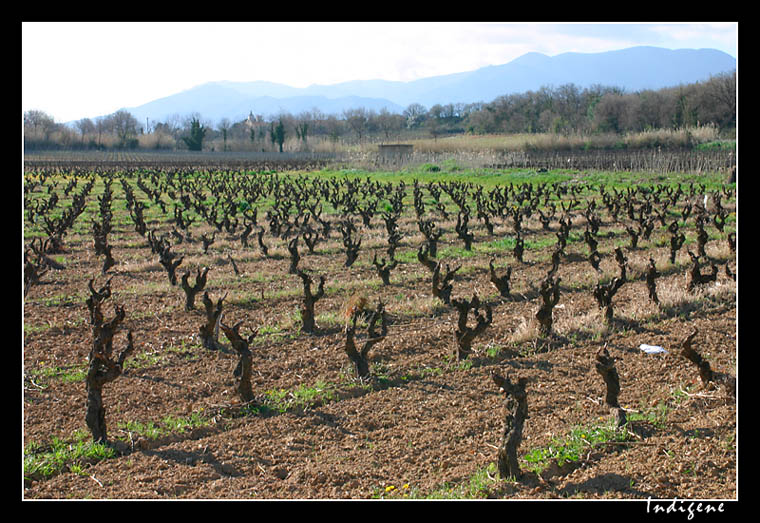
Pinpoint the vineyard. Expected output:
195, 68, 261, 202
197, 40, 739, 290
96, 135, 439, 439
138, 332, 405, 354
23, 156, 737, 500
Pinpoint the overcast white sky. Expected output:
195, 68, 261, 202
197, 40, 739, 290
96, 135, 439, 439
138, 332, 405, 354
22, 22, 738, 123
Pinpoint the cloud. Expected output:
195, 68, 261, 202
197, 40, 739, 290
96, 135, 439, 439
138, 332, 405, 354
646, 22, 737, 54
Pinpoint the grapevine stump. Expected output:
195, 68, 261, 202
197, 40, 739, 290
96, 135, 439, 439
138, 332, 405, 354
343, 302, 388, 379
219, 320, 258, 403
535, 274, 561, 337
679, 329, 736, 398
593, 276, 625, 327
85, 278, 135, 444
491, 371, 529, 480
180, 267, 210, 311
489, 258, 512, 298
296, 269, 326, 334
594, 347, 626, 427
451, 294, 492, 360
199, 291, 227, 351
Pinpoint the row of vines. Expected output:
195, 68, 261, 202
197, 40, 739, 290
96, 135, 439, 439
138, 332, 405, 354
24, 146, 736, 174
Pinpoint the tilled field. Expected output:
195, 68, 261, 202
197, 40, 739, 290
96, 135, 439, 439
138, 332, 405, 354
22, 168, 737, 500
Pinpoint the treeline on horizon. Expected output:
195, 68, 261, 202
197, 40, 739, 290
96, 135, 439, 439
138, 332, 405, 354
23, 70, 736, 153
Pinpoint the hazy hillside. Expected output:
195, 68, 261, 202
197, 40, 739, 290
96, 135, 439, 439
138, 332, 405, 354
129, 83, 405, 124
119, 46, 736, 124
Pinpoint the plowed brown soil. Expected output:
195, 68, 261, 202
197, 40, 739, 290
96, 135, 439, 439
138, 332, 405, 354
23, 171, 737, 500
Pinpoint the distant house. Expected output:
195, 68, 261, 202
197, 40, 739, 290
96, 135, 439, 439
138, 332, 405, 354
377, 144, 413, 164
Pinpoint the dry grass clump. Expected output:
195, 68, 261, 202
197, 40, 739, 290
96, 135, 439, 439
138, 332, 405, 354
137, 132, 175, 150
508, 317, 541, 345
554, 307, 609, 339
393, 293, 448, 320
623, 124, 719, 149
359, 125, 722, 156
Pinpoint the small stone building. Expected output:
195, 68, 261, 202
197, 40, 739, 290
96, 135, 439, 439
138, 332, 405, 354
377, 144, 413, 164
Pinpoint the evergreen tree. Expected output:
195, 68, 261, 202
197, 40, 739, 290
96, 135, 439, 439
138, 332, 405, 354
274, 118, 286, 152
182, 118, 207, 151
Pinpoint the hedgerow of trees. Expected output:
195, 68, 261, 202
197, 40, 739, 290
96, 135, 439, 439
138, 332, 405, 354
23, 70, 735, 152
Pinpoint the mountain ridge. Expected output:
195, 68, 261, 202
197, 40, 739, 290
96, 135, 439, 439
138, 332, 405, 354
116, 46, 736, 125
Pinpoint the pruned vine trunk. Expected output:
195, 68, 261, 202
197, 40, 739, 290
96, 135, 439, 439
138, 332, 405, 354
296, 269, 325, 333
646, 257, 660, 305
417, 244, 438, 272
679, 329, 736, 398
489, 258, 512, 298
288, 237, 300, 274
180, 267, 210, 311
455, 211, 474, 250
256, 228, 269, 257
199, 291, 227, 351
491, 371, 529, 480
513, 233, 524, 263
339, 221, 361, 267
593, 276, 625, 326
201, 231, 215, 254
535, 273, 561, 337
584, 229, 601, 272
85, 278, 135, 444
432, 261, 460, 305
302, 227, 321, 253
219, 320, 258, 403
614, 247, 628, 282
155, 237, 184, 286
343, 302, 387, 379
670, 231, 686, 264
372, 254, 397, 286
686, 252, 718, 292
418, 219, 442, 257
594, 347, 626, 427
452, 293, 492, 360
